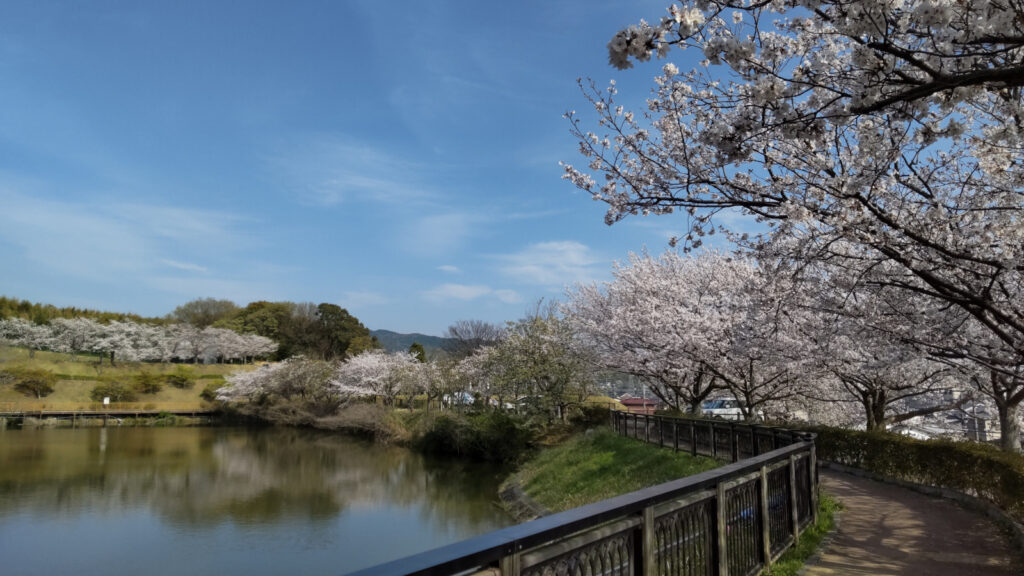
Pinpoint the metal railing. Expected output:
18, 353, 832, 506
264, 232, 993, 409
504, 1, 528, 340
348, 413, 818, 576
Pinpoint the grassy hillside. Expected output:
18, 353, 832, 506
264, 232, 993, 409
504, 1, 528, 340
514, 428, 721, 512
0, 346, 251, 411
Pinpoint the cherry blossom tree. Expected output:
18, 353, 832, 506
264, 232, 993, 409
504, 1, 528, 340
331, 350, 422, 408
218, 357, 343, 417
421, 358, 472, 412
565, 250, 727, 413
0, 317, 277, 367
567, 251, 810, 421
0, 318, 53, 359
797, 275, 968, 431
480, 305, 596, 421
48, 318, 100, 361
564, 1, 1024, 448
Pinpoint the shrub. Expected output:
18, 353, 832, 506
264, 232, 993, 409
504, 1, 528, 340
417, 411, 534, 463
199, 379, 226, 401
90, 382, 137, 403
132, 373, 163, 394
164, 366, 194, 389
3, 367, 57, 399
808, 426, 1024, 523
570, 404, 614, 428
317, 403, 408, 442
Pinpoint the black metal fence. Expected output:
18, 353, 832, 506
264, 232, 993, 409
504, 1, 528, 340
348, 413, 818, 576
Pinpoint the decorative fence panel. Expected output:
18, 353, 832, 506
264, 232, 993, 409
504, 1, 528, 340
348, 413, 817, 576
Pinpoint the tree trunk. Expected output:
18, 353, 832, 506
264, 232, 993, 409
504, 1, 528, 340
997, 401, 1022, 454
110, 351, 116, 366
862, 388, 887, 432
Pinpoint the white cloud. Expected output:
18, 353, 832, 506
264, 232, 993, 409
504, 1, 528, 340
437, 264, 460, 273
270, 137, 434, 207
160, 259, 208, 273
407, 213, 476, 255
0, 189, 246, 281
497, 241, 605, 288
493, 289, 522, 304
422, 283, 520, 304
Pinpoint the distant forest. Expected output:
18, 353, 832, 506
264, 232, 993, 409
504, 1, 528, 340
0, 296, 377, 361
0, 296, 167, 325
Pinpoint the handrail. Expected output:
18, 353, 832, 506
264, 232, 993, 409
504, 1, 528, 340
348, 412, 818, 576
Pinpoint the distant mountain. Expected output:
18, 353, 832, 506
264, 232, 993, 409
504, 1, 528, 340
370, 329, 453, 355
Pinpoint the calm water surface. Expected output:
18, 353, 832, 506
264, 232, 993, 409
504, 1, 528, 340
0, 426, 512, 575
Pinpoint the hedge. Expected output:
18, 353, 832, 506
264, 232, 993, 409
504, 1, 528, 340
808, 426, 1024, 523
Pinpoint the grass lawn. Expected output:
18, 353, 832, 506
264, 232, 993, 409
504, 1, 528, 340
762, 493, 841, 576
0, 345, 251, 411
516, 427, 721, 512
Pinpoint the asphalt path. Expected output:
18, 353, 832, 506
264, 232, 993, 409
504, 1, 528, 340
802, 471, 1022, 575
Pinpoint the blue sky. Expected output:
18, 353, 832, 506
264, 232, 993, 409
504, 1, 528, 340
0, 1, 717, 335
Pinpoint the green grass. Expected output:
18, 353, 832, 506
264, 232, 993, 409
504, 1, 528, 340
761, 493, 842, 576
0, 345, 249, 411
516, 428, 721, 512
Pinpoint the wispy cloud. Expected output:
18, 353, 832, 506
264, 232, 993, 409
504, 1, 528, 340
0, 188, 254, 292
422, 283, 521, 304
143, 275, 281, 305
406, 213, 477, 255
492, 289, 522, 304
269, 137, 435, 207
437, 265, 460, 273
497, 241, 605, 288
160, 259, 208, 273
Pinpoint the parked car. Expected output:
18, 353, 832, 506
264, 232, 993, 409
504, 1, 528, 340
701, 398, 762, 421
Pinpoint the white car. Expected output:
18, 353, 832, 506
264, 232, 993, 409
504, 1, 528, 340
701, 398, 762, 421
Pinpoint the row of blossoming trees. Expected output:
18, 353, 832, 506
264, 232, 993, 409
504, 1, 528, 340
217, 308, 598, 423
214, 248, 1017, 448
565, 251, 978, 434
557, 0, 1024, 453
0, 317, 277, 365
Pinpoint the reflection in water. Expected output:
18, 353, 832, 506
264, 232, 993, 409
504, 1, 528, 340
0, 427, 512, 575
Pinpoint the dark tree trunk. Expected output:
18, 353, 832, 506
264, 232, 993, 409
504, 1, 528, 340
996, 400, 1022, 454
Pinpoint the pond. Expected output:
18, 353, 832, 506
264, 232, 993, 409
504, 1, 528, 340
0, 426, 513, 575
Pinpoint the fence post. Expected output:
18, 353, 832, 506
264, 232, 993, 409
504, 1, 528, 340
673, 420, 679, 452
690, 422, 697, 457
710, 423, 717, 459
716, 481, 729, 576
789, 454, 800, 541
645, 414, 650, 443
760, 465, 771, 566
730, 423, 739, 462
500, 551, 521, 576
642, 505, 656, 576
808, 435, 819, 524
751, 426, 759, 456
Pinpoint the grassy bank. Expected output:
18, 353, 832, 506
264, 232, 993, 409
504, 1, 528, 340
507, 428, 839, 575
0, 346, 250, 411
512, 428, 721, 512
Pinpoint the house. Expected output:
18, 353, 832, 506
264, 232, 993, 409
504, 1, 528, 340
620, 397, 659, 415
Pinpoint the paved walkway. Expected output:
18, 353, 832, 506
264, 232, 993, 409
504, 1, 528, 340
803, 470, 1022, 576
